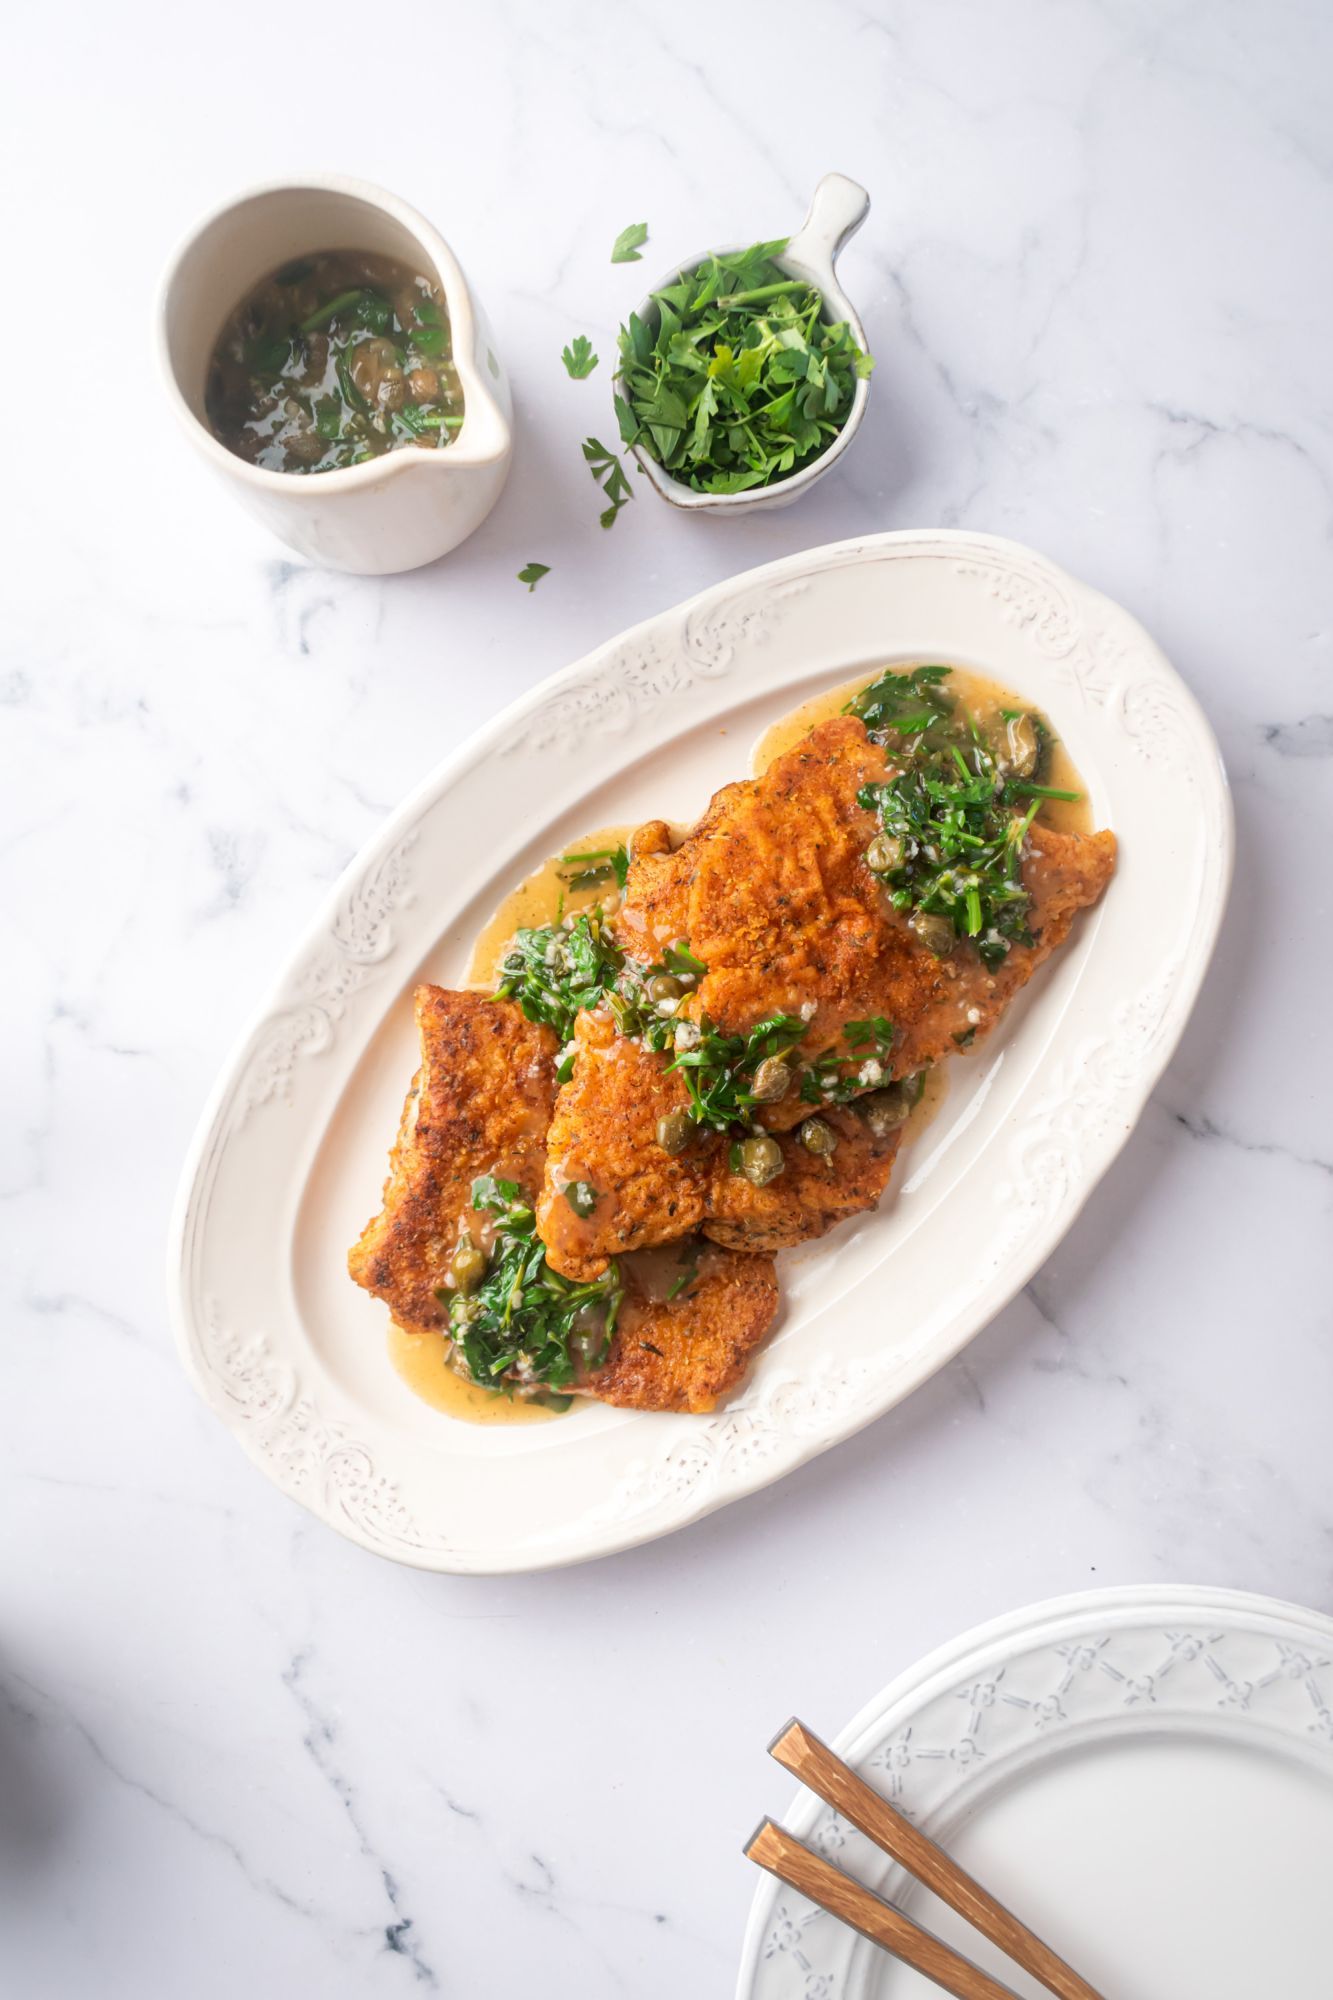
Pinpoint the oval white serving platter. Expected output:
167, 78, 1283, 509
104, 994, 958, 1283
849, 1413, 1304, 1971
736, 1586, 1333, 1998
169, 531, 1232, 1573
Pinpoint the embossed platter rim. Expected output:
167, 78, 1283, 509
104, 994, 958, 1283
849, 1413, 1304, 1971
736, 1585, 1333, 1999
168, 530, 1233, 1572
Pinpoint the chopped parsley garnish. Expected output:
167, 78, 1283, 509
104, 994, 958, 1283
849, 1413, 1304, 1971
613, 238, 873, 495
797, 1017, 896, 1105
494, 908, 624, 1045
848, 666, 1081, 969
517, 561, 550, 592
666, 1263, 699, 1301
583, 436, 634, 528
561, 335, 599, 379
666, 1012, 808, 1132
444, 1176, 621, 1389
847, 663, 955, 740
496, 909, 709, 1080
559, 845, 629, 890
611, 221, 649, 264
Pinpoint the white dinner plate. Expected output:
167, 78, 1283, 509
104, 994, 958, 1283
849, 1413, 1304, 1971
169, 531, 1232, 1573
737, 1586, 1333, 1998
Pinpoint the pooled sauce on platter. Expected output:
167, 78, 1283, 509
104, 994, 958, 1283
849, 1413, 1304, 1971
464, 825, 637, 989
387, 1323, 564, 1423
754, 664, 1092, 837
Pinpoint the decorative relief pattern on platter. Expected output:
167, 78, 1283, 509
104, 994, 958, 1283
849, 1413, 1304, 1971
230, 832, 417, 1122
197, 1300, 450, 1558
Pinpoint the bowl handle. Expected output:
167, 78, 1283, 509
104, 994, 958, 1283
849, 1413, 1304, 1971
786, 173, 871, 276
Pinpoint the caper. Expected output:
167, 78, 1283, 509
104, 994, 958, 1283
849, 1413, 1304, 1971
909, 909, 956, 957
283, 428, 325, 466
450, 1237, 487, 1293
646, 972, 683, 1003
656, 1109, 693, 1156
800, 1117, 838, 1157
750, 1056, 793, 1103
865, 833, 904, 874
563, 1180, 599, 1218
739, 1134, 785, 1187
860, 1085, 913, 1138
376, 368, 407, 412
1003, 713, 1039, 780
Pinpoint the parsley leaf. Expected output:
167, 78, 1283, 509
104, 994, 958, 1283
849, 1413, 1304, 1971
614, 238, 872, 494
561, 334, 599, 379
611, 221, 649, 264
493, 908, 624, 1043
517, 561, 550, 592
559, 845, 630, 890
582, 436, 634, 529
666, 1262, 699, 1301
797, 1018, 896, 1105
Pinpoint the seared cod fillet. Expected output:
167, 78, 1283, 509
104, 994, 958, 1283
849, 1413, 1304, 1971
538, 717, 1116, 1279
348, 987, 778, 1411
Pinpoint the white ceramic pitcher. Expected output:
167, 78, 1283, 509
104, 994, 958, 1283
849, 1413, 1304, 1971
157, 176, 512, 575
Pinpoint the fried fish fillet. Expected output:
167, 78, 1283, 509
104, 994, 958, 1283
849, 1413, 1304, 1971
348, 986, 778, 1411
578, 1253, 779, 1413
637, 717, 1117, 1092
538, 1014, 905, 1274
348, 986, 560, 1339
537, 716, 1116, 1278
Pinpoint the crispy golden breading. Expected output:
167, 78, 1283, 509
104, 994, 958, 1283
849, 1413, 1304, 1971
538, 1025, 904, 1275
348, 988, 560, 1338
704, 1108, 904, 1254
539, 1008, 703, 1272
578, 1253, 780, 1412
348, 987, 779, 1410
537, 716, 1116, 1276
633, 716, 1117, 1097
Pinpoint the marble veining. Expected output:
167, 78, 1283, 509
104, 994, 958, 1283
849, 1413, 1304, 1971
4, 1, 1333, 1995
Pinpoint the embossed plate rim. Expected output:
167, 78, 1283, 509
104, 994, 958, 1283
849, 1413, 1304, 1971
736, 1585, 1333, 1998
168, 530, 1233, 1572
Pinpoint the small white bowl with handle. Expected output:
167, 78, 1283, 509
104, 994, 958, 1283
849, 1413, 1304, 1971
157, 175, 513, 576
617, 172, 871, 516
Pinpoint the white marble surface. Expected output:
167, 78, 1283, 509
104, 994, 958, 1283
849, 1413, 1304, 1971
5, 2, 1333, 1993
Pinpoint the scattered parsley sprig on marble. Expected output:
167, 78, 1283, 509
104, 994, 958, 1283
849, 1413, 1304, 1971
561, 335, 599, 379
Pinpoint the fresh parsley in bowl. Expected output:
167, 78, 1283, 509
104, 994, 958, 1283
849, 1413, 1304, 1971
612, 175, 872, 513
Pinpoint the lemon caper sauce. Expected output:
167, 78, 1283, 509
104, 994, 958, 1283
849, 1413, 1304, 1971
206, 249, 464, 474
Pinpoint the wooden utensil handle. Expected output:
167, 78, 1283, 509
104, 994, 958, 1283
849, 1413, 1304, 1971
746, 1820, 1022, 2000
769, 1720, 1106, 2000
